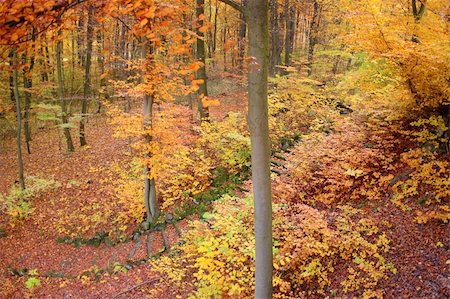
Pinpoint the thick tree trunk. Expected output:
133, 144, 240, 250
196, 0, 210, 121
56, 31, 75, 152
12, 50, 25, 190
143, 95, 158, 222
142, 43, 159, 224
247, 0, 272, 297
80, 5, 94, 146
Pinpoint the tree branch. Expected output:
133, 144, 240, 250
2, 0, 88, 28
111, 278, 160, 299
218, 0, 245, 15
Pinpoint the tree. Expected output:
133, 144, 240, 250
12, 49, 25, 190
56, 30, 75, 152
307, 0, 320, 76
247, 0, 273, 297
79, 5, 95, 146
196, 0, 210, 121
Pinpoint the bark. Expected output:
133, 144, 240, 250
56, 31, 75, 152
23, 49, 35, 154
238, 0, 247, 71
247, 0, 272, 297
307, 0, 320, 76
143, 95, 158, 222
269, 0, 281, 76
223, 7, 228, 71
284, 0, 295, 69
196, 0, 210, 121
412, 0, 426, 21
97, 28, 107, 112
39, 44, 49, 82
142, 43, 159, 223
80, 5, 94, 146
12, 50, 25, 190
213, 0, 219, 54
77, 10, 85, 66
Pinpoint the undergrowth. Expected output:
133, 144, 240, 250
0, 176, 59, 223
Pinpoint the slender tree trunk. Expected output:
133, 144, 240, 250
56, 31, 75, 152
223, 7, 228, 71
39, 44, 49, 82
269, 0, 280, 76
77, 10, 85, 66
23, 51, 34, 155
12, 50, 25, 190
97, 29, 107, 112
71, 25, 76, 94
80, 6, 95, 146
247, 0, 272, 297
196, 0, 209, 121
284, 0, 295, 69
213, 0, 219, 55
307, 0, 320, 76
238, 0, 247, 72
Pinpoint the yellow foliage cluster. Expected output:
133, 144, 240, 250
392, 147, 449, 223
108, 103, 212, 215
268, 75, 338, 148
197, 112, 251, 177
150, 196, 394, 298
0, 177, 59, 224
341, 0, 450, 111
109, 160, 146, 230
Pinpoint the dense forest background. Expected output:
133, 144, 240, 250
0, 0, 449, 298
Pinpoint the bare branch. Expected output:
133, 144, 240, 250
219, 0, 245, 15
111, 278, 160, 299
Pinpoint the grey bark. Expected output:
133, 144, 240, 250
12, 50, 25, 190
22, 41, 35, 155
247, 0, 273, 297
142, 43, 159, 223
307, 0, 320, 76
269, 0, 281, 76
56, 31, 75, 152
80, 5, 95, 146
284, 0, 295, 69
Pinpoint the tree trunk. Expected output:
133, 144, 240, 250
238, 0, 247, 72
143, 95, 158, 222
56, 31, 75, 152
284, 0, 295, 69
307, 0, 320, 76
196, 0, 210, 121
142, 43, 159, 224
269, 0, 280, 76
77, 10, 85, 66
247, 0, 272, 297
23, 50, 34, 154
80, 5, 95, 146
12, 50, 25, 190
97, 28, 107, 112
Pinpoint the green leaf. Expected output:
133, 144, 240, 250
25, 277, 41, 290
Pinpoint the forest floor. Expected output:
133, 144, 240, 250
0, 79, 449, 298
